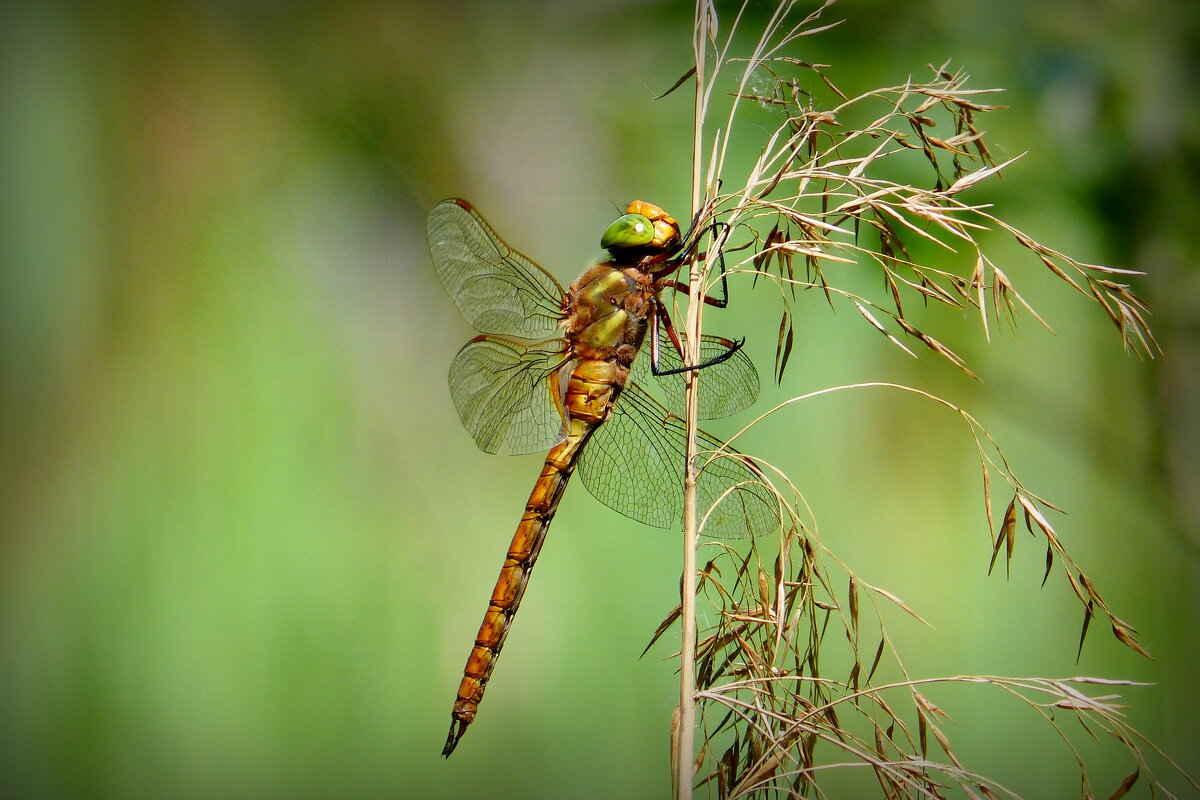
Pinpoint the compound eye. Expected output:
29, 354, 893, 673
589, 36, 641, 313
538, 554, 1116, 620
600, 213, 655, 251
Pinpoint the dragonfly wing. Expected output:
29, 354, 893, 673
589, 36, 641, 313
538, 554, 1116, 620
577, 383, 778, 539
576, 383, 682, 529
630, 331, 761, 420
428, 199, 566, 339
449, 335, 569, 455
691, 424, 780, 540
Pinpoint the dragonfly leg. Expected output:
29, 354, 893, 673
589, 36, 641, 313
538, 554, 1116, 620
649, 297, 745, 377
662, 266, 728, 308
675, 196, 723, 259
662, 222, 731, 308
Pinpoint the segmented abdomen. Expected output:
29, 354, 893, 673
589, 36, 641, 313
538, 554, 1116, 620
442, 358, 629, 756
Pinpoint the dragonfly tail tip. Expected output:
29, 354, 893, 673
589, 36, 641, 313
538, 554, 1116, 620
441, 719, 467, 758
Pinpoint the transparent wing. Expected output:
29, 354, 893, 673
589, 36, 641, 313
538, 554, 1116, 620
428, 199, 566, 339
577, 383, 779, 539
629, 330, 761, 420
449, 335, 570, 455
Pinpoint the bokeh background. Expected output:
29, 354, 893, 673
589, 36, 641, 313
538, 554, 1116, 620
1, 1, 1197, 798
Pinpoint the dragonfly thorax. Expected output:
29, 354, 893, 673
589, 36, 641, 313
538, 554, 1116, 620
564, 262, 655, 366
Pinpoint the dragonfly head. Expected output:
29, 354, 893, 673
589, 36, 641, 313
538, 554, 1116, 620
601, 201, 681, 263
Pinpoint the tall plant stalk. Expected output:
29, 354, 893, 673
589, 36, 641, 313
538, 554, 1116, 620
675, 3, 714, 796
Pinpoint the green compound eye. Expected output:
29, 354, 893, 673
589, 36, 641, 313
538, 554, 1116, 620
601, 213, 655, 251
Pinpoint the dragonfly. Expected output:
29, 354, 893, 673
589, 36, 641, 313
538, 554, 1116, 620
429, 198, 778, 757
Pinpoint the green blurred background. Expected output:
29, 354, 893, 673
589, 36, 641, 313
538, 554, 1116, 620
1, 1, 1197, 797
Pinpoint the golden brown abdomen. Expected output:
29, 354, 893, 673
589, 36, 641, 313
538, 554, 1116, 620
442, 357, 630, 756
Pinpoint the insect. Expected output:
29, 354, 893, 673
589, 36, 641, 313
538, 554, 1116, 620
429, 199, 775, 756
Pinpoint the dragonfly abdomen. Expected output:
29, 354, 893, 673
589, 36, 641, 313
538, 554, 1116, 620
443, 358, 627, 757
